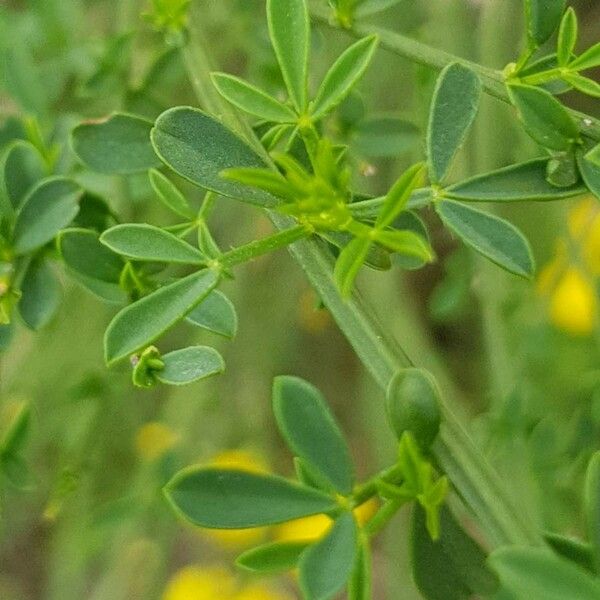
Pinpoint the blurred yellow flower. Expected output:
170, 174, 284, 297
135, 422, 179, 462
550, 267, 597, 336
162, 565, 236, 600
234, 583, 293, 600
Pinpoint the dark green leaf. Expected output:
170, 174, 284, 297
334, 237, 371, 297
71, 113, 162, 174
508, 83, 578, 150
489, 546, 600, 599
312, 35, 379, 120
13, 177, 82, 255
557, 8, 577, 66
2, 140, 45, 210
525, 0, 566, 46
447, 158, 586, 201
266, 0, 310, 111
18, 258, 60, 330
186, 290, 238, 338
545, 532, 595, 573
151, 107, 278, 208
299, 513, 358, 600
155, 346, 224, 385
149, 169, 194, 218
435, 200, 535, 278
585, 451, 600, 572
273, 376, 354, 495
212, 73, 297, 122
577, 148, 600, 200
0, 402, 30, 456
164, 467, 337, 528
100, 224, 206, 264
427, 64, 482, 184
104, 269, 218, 365
237, 541, 309, 573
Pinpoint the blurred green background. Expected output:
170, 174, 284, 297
0, 0, 599, 598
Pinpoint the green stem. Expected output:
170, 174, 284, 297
364, 498, 405, 537
308, 3, 600, 142
182, 5, 541, 547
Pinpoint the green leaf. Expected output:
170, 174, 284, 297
507, 83, 578, 150
236, 541, 309, 574
525, 0, 566, 46
13, 177, 82, 256
585, 451, 600, 572
586, 144, 600, 169
222, 168, 294, 200
151, 107, 278, 208
435, 200, 535, 278
411, 505, 498, 600
577, 148, 600, 200
266, 0, 310, 112
104, 269, 218, 365
355, 0, 404, 18
2, 140, 45, 210
427, 64, 482, 184
299, 512, 358, 600
546, 152, 578, 188
1, 453, 34, 491
18, 258, 61, 330
352, 117, 420, 158
58, 228, 125, 303
545, 532, 595, 573
570, 42, 600, 72
155, 346, 224, 385
272, 376, 354, 495
186, 290, 238, 338
148, 169, 194, 219
562, 73, 600, 97
376, 163, 425, 229
164, 467, 337, 528
0, 402, 30, 456
446, 158, 586, 201
373, 230, 433, 262
212, 73, 297, 122
100, 224, 206, 264
72, 113, 161, 175
311, 35, 379, 120
348, 538, 372, 600
489, 546, 600, 599
334, 238, 372, 297
557, 8, 577, 66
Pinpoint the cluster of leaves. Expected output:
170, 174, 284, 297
166, 373, 453, 600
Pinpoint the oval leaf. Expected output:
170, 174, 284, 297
13, 177, 82, 255
148, 169, 194, 219
156, 346, 224, 385
427, 64, 482, 184
435, 199, 534, 278
186, 289, 238, 338
151, 107, 278, 208
100, 224, 206, 264
273, 376, 354, 495
104, 269, 218, 365
2, 140, 45, 210
237, 541, 309, 574
72, 113, 162, 174
18, 258, 60, 330
525, 0, 566, 46
312, 35, 379, 120
299, 513, 358, 600
164, 467, 337, 528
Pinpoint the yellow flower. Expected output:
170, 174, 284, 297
162, 565, 236, 600
549, 267, 597, 336
234, 583, 293, 600
135, 422, 179, 462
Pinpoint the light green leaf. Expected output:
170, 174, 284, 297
237, 541, 309, 574
376, 163, 425, 229
374, 229, 433, 263
155, 346, 224, 385
577, 148, 600, 200
2, 140, 45, 210
212, 73, 297, 122
71, 113, 162, 174
299, 513, 358, 600
447, 158, 586, 201
267, 0, 310, 112
525, 0, 566, 46
272, 375, 354, 495
427, 64, 482, 184
312, 35, 379, 120
586, 144, 600, 168
355, 0, 404, 18
149, 169, 194, 219
222, 168, 294, 200
348, 539, 372, 600
13, 177, 82, 255
489, 546, 600, 600
557, 8, 577, 66
570, 42, 600, 72
546, 152, 578, 188
562, 73, 600, 97
0, 401, 30, 456
151, 107, 278, 208
100, 224, 206, 264
585, 451, 600, 572
334, 237, 372, 297
164, 467, 337, 528
104, 269, 218, 365
435, 200, 535, 278
186, 290, 238, 338
18, 258, 61, 330
507, 83, 578, 150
